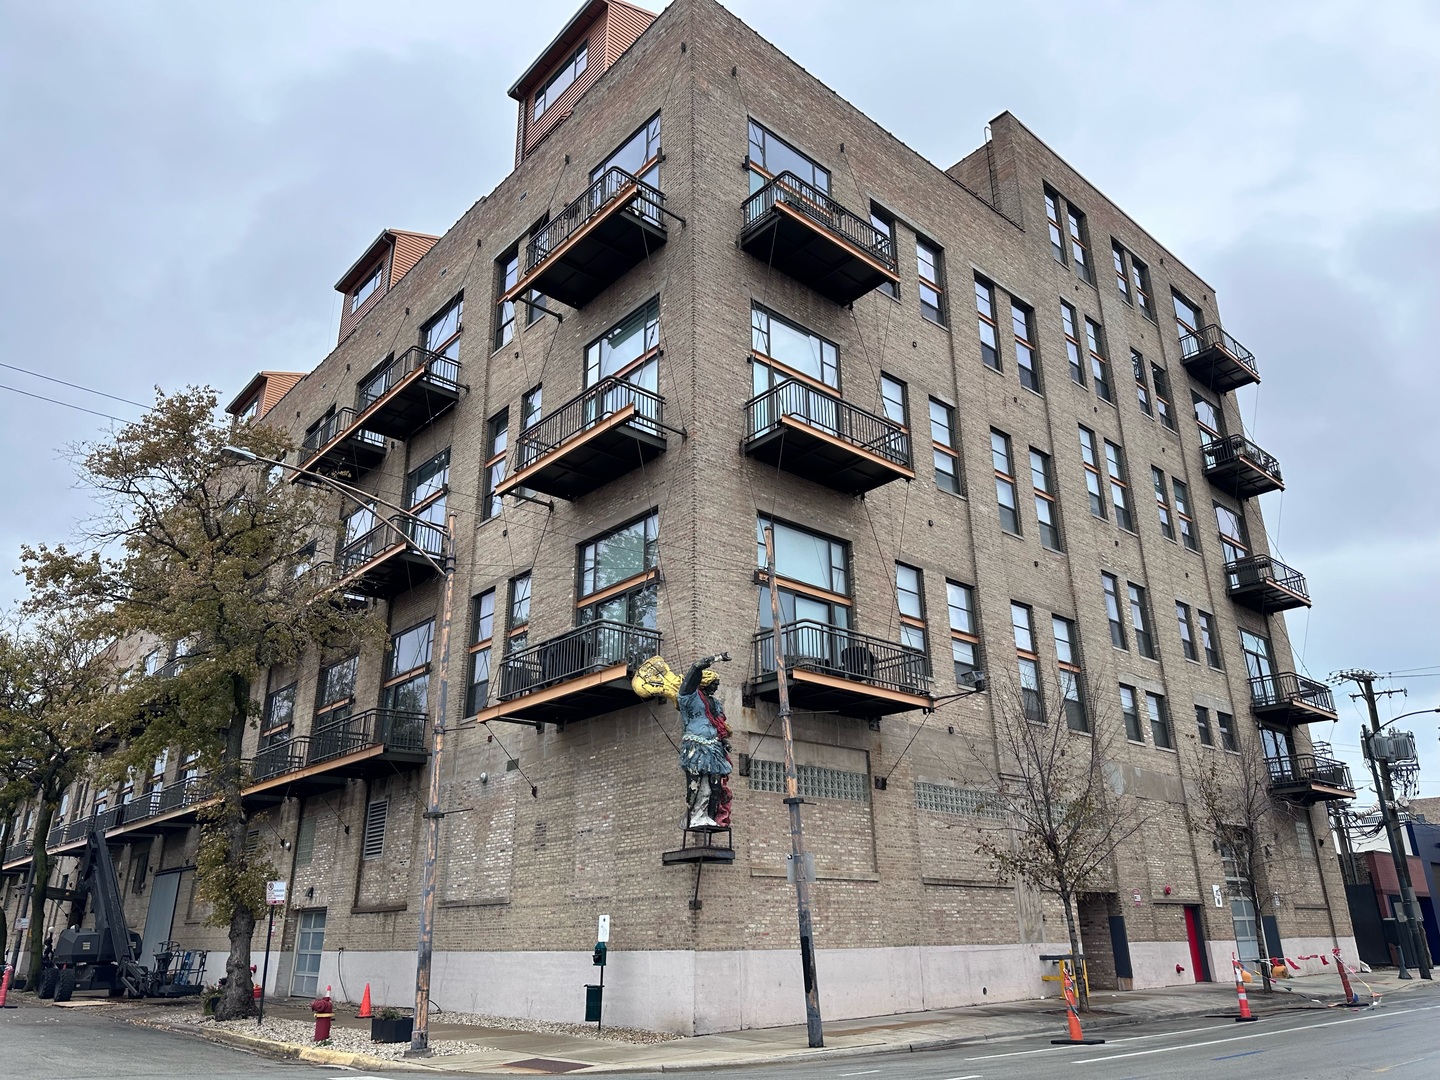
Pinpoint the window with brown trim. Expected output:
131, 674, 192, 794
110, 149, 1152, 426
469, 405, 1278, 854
1198, 609, 1223, 668
1067, 204, 1092, 283
895, 563, 928, 654
1013, 300, 1040, 392
1079, 425, 1105, 519
1133, 349, 1152, 416
975, 277, 1000, 370
751, 303, 839, 391
1215, 502, 1249, 562
495, 248, 518, 350
1176, 601, 1199, 662
1173, 290, 1202, 343
1146, 690, 1173, 749
424, 294, 463, 360
1053, 615, 1088, 732
1044, 187, 1066, 264
1152, 467, 1176, 541
1030, 448, 1062, 551
930, 398, 961, 494
507, 573, 531, 654
1012, 602, 1042, 721
315, 655, 358, 730
1120, 683, 1143, 742
533, 41, 587, 120
1112, 241, 1131, 303
382, 620, 434, 714
991, 429, 1020, 535
917, 239, 945, 324
1085, 317, 1112, 403
1173, 478, 1199, 551
756, 515, 850, 631
1128, 582, 1156, 659
578, 511, 659, 629
1151, 363, 1176, 430
1195, 704, 1215, 746
947, 581, 981, 685
748, 119, 830, 194
261, 683, 296, 749
1104, 439, 1133, 530
1131, 253, 1154, 318
880, 373, 908, 428
466, 589, 496, 714
871, 206, 898, 299
1102, 573, 1126, 650
481, 410, 508, 522
1061, 301, 1084, 385
351, 263, 383, 313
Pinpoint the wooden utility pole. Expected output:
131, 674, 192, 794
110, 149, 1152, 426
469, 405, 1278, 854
763, 525, 824, 1047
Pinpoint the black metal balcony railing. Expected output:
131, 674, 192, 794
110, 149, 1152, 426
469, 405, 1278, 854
253, 738, 312, 783
310, 708, 427, 763
498, 620, 661, 701
1266, 753, 1354, 793
1250, 672, 1336, 714
302, 407, 385, 458
515, 377, 664, 467
1226, 554, 1310, 604
337, 515, 447, 577
524, 168, 665, 276
743, 173, 898, 275
46, 821, 66, 848
155, 774, 211, 814
745, 379, 912, 469
3, 841, 31, 864
754, 620, 932, 698
356, 346, 461, 413
1203, 435, 1282, 486
1179, 324, 1260, 389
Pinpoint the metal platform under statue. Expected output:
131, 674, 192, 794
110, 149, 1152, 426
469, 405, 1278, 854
661, 824, 735, 866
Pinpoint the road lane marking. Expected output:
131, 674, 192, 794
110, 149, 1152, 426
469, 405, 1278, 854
1213, 1049, 1265, 1059
1073, 1004, 1440, 1064
839, 1072, 881, 1077
964, 1046, 1069, 1060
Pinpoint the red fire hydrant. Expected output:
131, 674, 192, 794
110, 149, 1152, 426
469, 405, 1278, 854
0, 963, 14, 1009
251, 964, 261, 1003
310, 987, 334, 1042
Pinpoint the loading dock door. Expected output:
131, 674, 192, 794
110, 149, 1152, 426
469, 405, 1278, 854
139, 870, 183, 968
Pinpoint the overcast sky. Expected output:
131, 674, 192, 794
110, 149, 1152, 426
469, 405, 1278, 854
1, 0, 1436, 797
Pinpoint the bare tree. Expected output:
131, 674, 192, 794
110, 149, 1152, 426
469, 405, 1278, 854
971, 678, 1143, 1011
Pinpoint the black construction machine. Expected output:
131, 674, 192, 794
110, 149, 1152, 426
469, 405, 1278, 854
41, 829, 206, 1001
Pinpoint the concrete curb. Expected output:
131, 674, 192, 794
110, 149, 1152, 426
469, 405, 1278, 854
132, 1017, 437, 1072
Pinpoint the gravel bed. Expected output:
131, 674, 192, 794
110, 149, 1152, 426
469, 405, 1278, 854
162, 1010, 488, 1059
433, 1008, 678, 1045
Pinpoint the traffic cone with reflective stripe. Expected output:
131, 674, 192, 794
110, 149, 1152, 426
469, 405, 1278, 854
1051, 960, 1105, 1045
358, 983, 372, 1018
1232, 956, 1258, 1022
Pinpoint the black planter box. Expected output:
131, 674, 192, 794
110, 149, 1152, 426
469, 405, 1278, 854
370, 1016, 414, 1043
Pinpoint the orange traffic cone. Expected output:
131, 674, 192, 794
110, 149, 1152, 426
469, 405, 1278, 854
1232, 957, 1258, 1022
1050, 960, 1105, 1045
358, 983, 372, 1018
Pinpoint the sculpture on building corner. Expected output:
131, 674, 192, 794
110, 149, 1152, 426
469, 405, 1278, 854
633, 653, 733, 829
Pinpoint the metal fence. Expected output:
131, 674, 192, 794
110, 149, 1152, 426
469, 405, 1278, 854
497, 620, 661, 701
753, 620, 931, 697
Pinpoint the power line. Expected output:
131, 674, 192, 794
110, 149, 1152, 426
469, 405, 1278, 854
0, 381, 131, 423
0, 362, 154, 411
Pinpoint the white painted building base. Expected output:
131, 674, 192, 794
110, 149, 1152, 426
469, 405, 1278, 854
1205, 935, 1360, 983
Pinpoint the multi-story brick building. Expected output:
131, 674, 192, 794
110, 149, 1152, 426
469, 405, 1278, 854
3, 0, 1356, 1034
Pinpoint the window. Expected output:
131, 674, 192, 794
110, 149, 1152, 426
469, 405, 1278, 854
1128, 582, 1156, 659
947, 581, 981, 684
1104, 440, 1133, 530
1102, 573, 1126, 650
1112, 242, 1131, 302
1173, 478, 1198, 551
757, 516, 850, 630
362, 798, 389, 859
1152, 467, 1176, 541
593, 113, 660, 187
1012, 603, 1042, 722
1120, 684, 1143, 743
1053, 616, 1088, 732
1215, 503, 1249, 562
351, 264, 382, 313
751, 303, 839, 390
467, 590, 496, 714
142, 648, 163, 677
1173, 291, 1202, 344
747, 119, 829, 193
1195, 705, 1214, 747
587, 296, 660, 393
1193, 390, 1223, 441
991, 430, 1020, 534
295, 815, 316, 868
1030, 449, 1062, 551
1061, 302, 1084, 385
871, 207, 898, 299
1240, 628, 1274, 684
1132, 350, 1152, 416
534, 41, 587, 119
1044, 187, 1066, 264
507, 573, 532, 653
1131, 254, 1154, 318
975, 277, 1000, 369
130, 848, 149, 894
495, 248, 518, 350
406, 447, 450, 528
1151, 364, 1175, 430
929, 398, 961, 494
917, 239, 945, 324
1067, 204, 1092, 283
895, 563, 928, 653
1085, 318, 1112, 403
1176, 602, 1198, 662
578, 512, 659, 628
516, 387, 543, 469
1013, 301, 1040, 392
1079, 426, 1105, 518
1146, 691, 1173, 749
1198, 610, 1223, 668
382, 620, 434, 714
1217, 710, 1239, 751
880, 373, 908, 427
315, 655, 358, 729
481, 410, 508, 521
291, 910, 326, 998
750, 760, 868, 801
261, 684, 296, 748
424, 294, 463, 360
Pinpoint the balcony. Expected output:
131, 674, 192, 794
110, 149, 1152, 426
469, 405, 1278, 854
498, 377, 667, 501
299, 408, 386, 479
504, 168, 669, 309
1179, 324, 1260, 394
1202, 435, 1284, 499
2, 840, 31, 874
740, 174, 899, 304
334, 516, 446, 599
245, 709, 427, 799
475, 620, 661, 728
749, 620, 933, 718
743, 380, 913, 495
1225, 555, 1311, 613
1250, 672, 1338, 726
1266, 752, 1356, 805
352, 346, 461, 441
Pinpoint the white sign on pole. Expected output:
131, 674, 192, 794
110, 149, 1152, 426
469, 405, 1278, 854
1213, 884, 1225, 908
265, 880, 287, 906
597, 914, 611, 943
17, 918, 29, 930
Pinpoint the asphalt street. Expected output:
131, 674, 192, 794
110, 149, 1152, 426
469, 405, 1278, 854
2, 992, 1438, 1079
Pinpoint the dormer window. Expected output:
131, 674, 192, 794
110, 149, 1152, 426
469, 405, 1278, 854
533, 42, 587, 120
350, 263, 383, 312
236, 397, 259, 424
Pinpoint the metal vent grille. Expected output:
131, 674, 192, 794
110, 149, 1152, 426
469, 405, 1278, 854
362, 798, 388, 860
914, 782, 1005, 820
748, 759, 868, 802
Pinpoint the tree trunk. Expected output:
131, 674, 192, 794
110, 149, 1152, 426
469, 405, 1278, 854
212, 674, 257, 1022
1249, 882, 1273, 994
1060, 888, 1090, 1012
26, 800, 57, 988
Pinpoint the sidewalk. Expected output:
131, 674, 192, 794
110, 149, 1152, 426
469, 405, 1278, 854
111, 966, 1435, 1074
